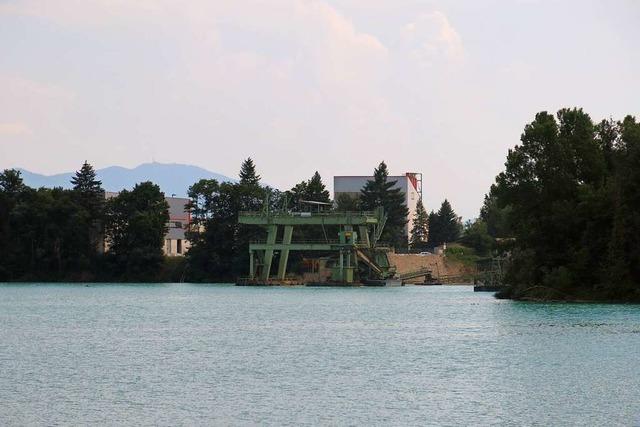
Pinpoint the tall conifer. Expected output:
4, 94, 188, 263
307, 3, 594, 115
71, 161, 104, 217
360, 161, 409, 247
409, 199, 429, 250
306, 171, 331, 203
239, 158, 261, 186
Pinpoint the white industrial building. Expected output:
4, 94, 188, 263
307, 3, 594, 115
333, 173, 423, 242
164, 196, 191, 256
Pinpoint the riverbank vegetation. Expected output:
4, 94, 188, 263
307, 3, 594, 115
485, 108, 640, 302
2, 158, 439, 282
0, 163, 170, 282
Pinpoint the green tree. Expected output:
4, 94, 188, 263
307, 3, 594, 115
606, 115, 640, 293
104, 182, 169, 281
71, 161, 104, 261
360, 161, 409, 247
0, 169, 25, 196
488, 108, 640, 300
479, 187, 512, 238
494, 109, 606, 290
409, 199, 429, 250
595, 118, 618, 172
282, 172, 332, 241
285, 181, 308, 211
461, 219, 493, 256
6, 187, 92, 279
237, 158, 264, 213
286, 171, 331, 211
334, 193, 360, 211
306, 171, 331, 203
0, 170, 25, 279
71, 161, 104, 217
0, 170, 99, 280
184, 179, 234, 281
185, 159, 267, 281
428, 200, 462, 246
427, 211, 439, 246
185, 178, 220, 231
235, 159, 266, 274
239, 157, 261, 187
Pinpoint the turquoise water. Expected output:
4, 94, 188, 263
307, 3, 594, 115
1, 284, 639, 426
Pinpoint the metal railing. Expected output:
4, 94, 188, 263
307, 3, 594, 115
250, 239, 340, 245
239, 210, 377, 217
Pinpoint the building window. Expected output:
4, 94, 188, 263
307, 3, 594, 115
177, 239, 182, 254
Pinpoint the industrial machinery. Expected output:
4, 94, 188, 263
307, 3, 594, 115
237, 203, 397, 286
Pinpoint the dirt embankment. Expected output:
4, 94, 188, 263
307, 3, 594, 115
387, 253, 475, 283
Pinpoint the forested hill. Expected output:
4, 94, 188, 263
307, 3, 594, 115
17, 162, 235, 197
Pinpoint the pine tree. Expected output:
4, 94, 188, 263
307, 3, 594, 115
409, 199, 429, 250
439, 199, 462, 242
427, 200, 462, 246
235, 159, 266, 275
427, 210, 440, 247
71, 161, 103, 217
335, 193, 360, 211
437, 199, 462, 244
305, 171, 331, 203
237, 157, 264, 213
70, 162, 104, 259
239, 157, 261, 186
360, 161, 409, 247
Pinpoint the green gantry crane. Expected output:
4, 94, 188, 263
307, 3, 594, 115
238, 205, 396, 285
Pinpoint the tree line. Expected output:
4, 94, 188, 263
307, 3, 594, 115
0, 163, 170, 281
1, 158, 464, 282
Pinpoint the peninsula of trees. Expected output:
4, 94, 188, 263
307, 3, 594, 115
484, 108, 640, 302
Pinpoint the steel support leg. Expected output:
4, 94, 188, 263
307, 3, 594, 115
249, 250, 255, 279
277, 225, 293, 280
262, 225, 278, 281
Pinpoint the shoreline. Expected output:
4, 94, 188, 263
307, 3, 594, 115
496, 286, 640, 304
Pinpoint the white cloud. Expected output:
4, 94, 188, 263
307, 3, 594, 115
0, 74, 74, 170
402, 11, 464, 66
8, 1, 610, 220
0, 1, 402, 178
0, 122, 33, 136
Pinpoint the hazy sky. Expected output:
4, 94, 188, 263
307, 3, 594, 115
1, 0, 638, 218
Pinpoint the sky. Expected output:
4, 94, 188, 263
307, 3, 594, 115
0, 0, 638, 219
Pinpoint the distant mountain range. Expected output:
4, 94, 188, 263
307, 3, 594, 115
17, 162, 236, 198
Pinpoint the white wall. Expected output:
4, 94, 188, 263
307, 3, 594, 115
334, 175, 422, 243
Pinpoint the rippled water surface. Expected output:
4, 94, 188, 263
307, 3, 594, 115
1, 284, 639, 426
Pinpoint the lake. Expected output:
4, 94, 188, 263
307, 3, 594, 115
1, 284, 639, 426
